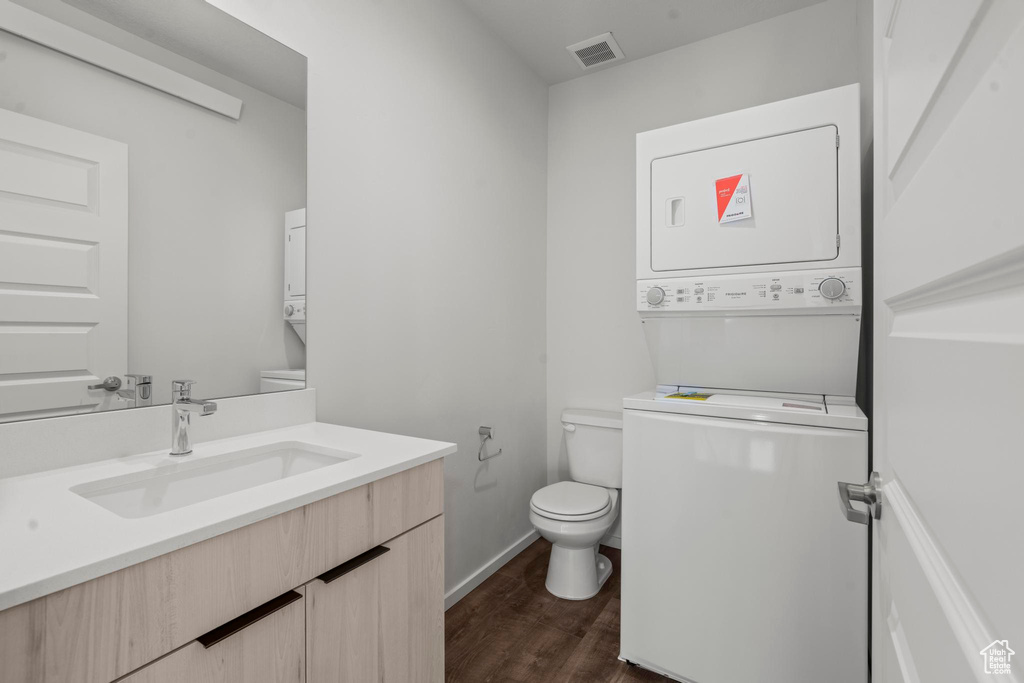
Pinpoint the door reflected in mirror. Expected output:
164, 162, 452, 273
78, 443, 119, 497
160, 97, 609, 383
0, 0, 307, 422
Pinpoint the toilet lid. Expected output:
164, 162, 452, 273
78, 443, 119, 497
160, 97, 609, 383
531, 481, 611, 520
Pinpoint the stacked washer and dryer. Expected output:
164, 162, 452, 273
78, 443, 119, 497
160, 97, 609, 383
260, 208, 307, 394
621, 85, 869, 683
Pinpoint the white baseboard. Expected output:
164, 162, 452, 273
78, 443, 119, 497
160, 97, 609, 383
444, 529, 539, 611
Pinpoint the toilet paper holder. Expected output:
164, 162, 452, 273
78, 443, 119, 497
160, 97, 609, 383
478, 426, 502, 461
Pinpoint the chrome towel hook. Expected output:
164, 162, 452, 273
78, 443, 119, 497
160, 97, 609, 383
478, 426, 502, 461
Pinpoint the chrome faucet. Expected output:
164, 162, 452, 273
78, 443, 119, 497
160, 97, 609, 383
117, 373, 153, 408
170, 380, 217, 456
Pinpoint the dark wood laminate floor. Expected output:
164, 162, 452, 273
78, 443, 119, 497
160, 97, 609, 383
445, 539, 670, 682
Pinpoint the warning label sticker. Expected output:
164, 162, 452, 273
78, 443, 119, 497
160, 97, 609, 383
665, 392, 714, 401
715, 173, 753, 224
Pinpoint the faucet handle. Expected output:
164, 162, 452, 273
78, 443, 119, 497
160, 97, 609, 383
172, 379, 196, 399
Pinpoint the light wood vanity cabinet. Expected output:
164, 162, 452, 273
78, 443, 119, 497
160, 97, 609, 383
0, 460, 444, 683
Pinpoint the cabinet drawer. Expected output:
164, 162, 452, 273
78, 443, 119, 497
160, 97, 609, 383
378, 516, 444, 682
306, 516, 444, 683
121, 589, 305, 683
306, 546, 385, 683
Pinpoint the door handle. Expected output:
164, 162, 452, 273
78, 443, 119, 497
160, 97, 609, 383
838, 472, 882, 525
88, 376, 122, 392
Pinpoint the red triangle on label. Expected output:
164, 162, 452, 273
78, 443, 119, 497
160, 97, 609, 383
715, 174, 743, 222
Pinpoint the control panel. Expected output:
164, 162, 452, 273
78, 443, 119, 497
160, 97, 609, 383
284, 298, 306, 322
638, 268, 860, 313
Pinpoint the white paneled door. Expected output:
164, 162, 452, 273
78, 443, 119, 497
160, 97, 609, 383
871, 0, 1023, 682
0, 108, 127, 421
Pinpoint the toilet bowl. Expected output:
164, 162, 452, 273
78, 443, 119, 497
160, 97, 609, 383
530, 482, 619, 599
530, 409, 622, 600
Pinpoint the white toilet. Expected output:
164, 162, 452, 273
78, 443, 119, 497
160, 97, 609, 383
529, 409, 622, 600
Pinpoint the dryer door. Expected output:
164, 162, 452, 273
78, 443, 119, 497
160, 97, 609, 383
650, 125, 839, 272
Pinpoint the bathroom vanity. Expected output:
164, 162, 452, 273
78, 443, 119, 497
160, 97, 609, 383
0, 419, 454, 683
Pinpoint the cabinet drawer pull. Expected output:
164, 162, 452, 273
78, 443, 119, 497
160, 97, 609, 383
197, 590, 302, 649
316, 545, 390, 584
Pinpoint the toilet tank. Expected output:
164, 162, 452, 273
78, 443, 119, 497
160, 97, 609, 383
562, 409, 623, 488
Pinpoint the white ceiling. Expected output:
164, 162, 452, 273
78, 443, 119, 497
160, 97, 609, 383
16, 0, 307, 110
457, 0, 826, 85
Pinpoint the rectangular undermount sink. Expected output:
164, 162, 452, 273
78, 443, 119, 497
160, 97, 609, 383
71, 442, 359, 519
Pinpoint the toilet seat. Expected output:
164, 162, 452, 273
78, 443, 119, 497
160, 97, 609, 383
530, 481, 611, 522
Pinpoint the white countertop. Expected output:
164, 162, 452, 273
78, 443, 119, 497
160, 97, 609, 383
0, 422, 456, 612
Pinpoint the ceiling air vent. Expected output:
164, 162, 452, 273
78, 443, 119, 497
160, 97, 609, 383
567, 32, 625, 70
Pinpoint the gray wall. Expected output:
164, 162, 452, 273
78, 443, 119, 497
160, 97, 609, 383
0, 29, 306, 404
208, 0, 550, 599
545, 0, 872, 543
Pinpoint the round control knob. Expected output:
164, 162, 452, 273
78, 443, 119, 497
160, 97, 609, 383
284, 305, 295, 316
819, 278, 846, 300
646, 286, 666, 306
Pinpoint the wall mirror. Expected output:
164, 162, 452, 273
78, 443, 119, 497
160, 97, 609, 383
0, 0, 307, 422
